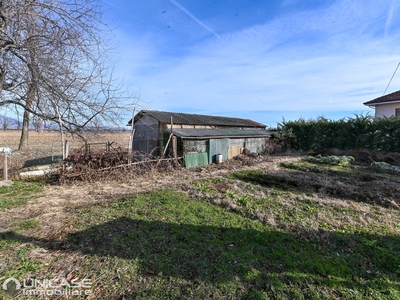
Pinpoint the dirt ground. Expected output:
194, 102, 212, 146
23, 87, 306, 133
0, 154, 302, 238
2, 137, 399, 239
2, 151, 400, 299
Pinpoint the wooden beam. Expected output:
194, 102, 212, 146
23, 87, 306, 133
3, 152, 8, 180
128, 108, 136, 165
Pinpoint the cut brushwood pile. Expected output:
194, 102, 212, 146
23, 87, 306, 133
60, 149, 183, 183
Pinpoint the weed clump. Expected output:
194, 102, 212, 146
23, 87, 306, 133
372, 161, 400, 173
307, 154, 355, 166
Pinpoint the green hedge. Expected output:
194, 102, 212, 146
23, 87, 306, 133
275, 115, 400, 152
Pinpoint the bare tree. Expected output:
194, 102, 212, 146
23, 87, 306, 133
0, 113, 8, 131
12, 104, 21, 130
0, 0, 136, 150
31, 115, 42, 132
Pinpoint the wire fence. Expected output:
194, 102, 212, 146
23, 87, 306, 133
0, 130, 132, 178
131, 137, 172, 156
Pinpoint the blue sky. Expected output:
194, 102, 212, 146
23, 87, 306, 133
102, 0, 400, 127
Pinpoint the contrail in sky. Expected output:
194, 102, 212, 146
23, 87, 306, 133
384, 1, 396, 38
169, 0, 221, 40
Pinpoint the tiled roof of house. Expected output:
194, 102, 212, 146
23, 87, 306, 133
364, 90, 400, 106
127, 110, 266, 128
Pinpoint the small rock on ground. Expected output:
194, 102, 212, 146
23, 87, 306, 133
0, 180, 14, 187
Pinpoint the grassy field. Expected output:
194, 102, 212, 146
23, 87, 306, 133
0, 155, 399, 299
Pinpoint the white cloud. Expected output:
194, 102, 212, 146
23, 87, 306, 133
384, 0, 400, 38
113, 0, 400, 121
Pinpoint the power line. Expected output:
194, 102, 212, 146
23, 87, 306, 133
383, 61, 400, 96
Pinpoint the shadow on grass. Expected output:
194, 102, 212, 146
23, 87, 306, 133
1, 217, 399, 294
231, 170, 305, 191
230, 169, 399, 209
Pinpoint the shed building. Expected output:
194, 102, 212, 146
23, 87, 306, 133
127, 110, 272, 168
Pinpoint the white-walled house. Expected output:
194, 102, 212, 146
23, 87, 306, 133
364, 90, 400, 117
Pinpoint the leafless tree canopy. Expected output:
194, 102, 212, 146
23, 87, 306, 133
0, 0, 135, 148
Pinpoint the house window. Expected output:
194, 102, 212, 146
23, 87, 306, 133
396, 108, 400, 117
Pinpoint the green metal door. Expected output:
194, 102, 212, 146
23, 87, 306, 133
184, 152, 209, 168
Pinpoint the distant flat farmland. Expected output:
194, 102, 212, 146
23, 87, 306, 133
0, 130, 131, 170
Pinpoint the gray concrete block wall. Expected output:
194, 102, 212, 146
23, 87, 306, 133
243, 137, 269, 154
183, 140, 208, 153
229, 139, 245, 147
229, 137, 270, 154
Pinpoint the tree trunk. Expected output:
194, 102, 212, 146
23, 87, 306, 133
18, 111, 30, 150
18, 84, 35, 150
18, 17, 36, 151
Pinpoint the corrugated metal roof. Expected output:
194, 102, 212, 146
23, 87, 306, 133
364, 90, 400, 106
127, 110, 266, 128
164, 128, 272, 139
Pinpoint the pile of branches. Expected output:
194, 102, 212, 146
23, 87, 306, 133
65, 149, 128, 169
59, 149, 182, 183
